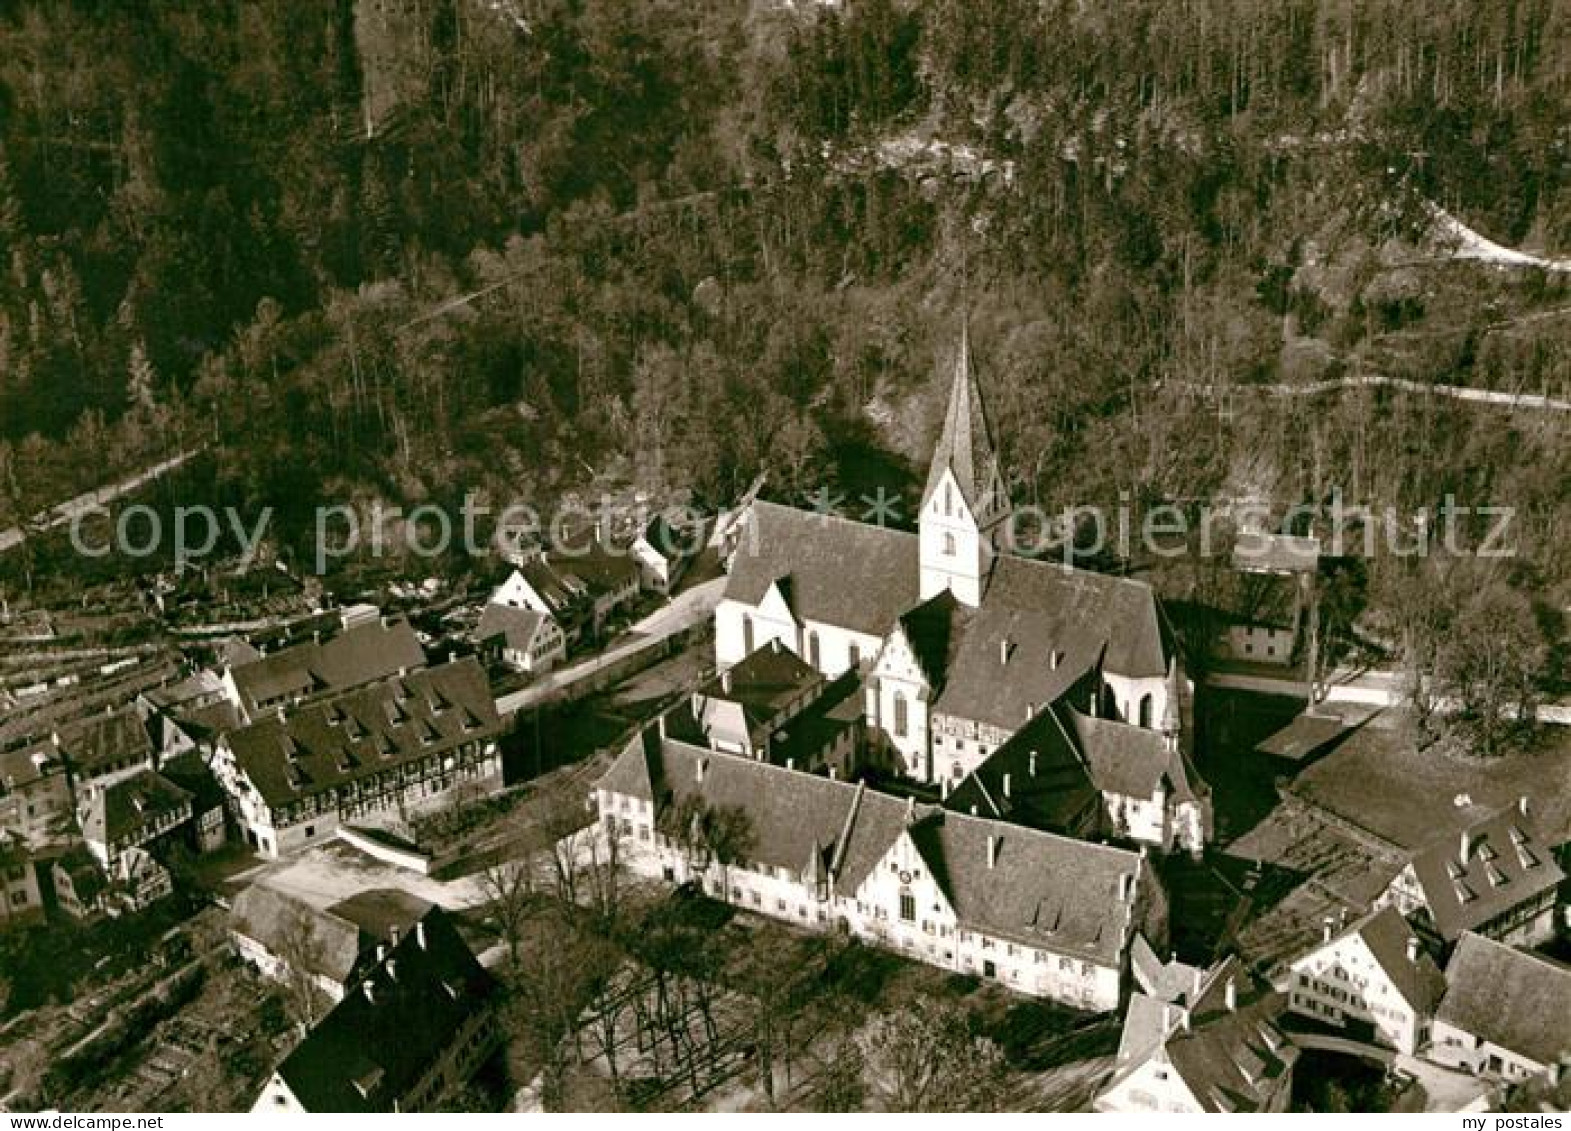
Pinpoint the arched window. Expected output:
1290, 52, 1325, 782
742, 613, 754, 654
944, 483, 953, 516
808, 630, 821, 670
1139, 694, 1153, 729
893, 691, 908, 738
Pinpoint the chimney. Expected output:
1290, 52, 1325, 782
1225, 978, 1237, 1012
828, 766, 837, 780
375, 943, 387, 963
1518, 795, 1530, 818
1179, 1007, 1192, 1033
656, 713, 667, 740
416, 920, 427, 950
1002, 772, 1012, 799
785, 757, 794, 772
1050, 649, 1062, 670
385, 958, 397, 981
1120, 872, 1135, 901
1459, 829, 1473, 864
770, 637, 781, 653
721, 668, 732, 694
1029, 750, 1038, 778
905, 796, 916, 825
362, 979, 375, 1003
940, 778, 950, 800
987, 835, 999, 869
999, 637, 1012, 665
389, 925, 401, 947
1192, 967, 1203, 1000
1322, 918, 1334, 943
1406, 936, 1419, 964
696, 757, 707, 784
1025, 701, 1035, 721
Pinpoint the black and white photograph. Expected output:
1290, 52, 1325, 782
0, 0, 1568, 1117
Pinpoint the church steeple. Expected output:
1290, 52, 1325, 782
919, 322, 1010, 607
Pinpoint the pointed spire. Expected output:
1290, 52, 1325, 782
922, 319, 1005, 518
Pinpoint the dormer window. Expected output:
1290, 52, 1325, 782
1485, 864, 1508, 888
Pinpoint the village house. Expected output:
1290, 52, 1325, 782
77, 768, 194, 870
630, 509, 706, 594
220, 612, 427, 724
213, 657, 504, 858
1220, 532, 1320, 667
158, 752, 229, 854
595, 728, 1167, 1011
1430, 932, 1571, 1083
0, 831, 44, 930
0, 739, 74, 845
491, 543, 641, 647
688, 640, 823, 758
1097, 953, 1298, 1113
946, 691, 1212, 856
1283, 905, 1446, 1054
1374, 799, 1562, 948
53, 707, 157, 791
52, 842, 171, 919
475, 601, 565, 675
252, 908, 498, 1113
231, 884, 437, 1005
716, 331, 1183, 787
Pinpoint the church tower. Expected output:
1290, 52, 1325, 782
919, 324, 1010, 607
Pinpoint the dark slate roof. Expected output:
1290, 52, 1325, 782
55, 844, 106, 903
641, 509, 706, 561
944, 705, 1102, 835
226, 658, 502, 809
723, 501, 920, 638
1068, 708, 1201, 804
1110, 956, 1297, 1113
1129, 932, 1207, 1002
922, 326, 1006, 516
173, 699, 245, 739
273, 908, 494, 1112
765, 669, 864, 770
932, 556, 1168, 730
1256, 711, 1361, 761
700, 640, 821, 724
526, 547, 640, 613
1438, 932, 1571, 1067
233, 885, 369, 986
1311, 905, 1445, 1013
907, 809, 1147, 963
57, 708, 154, 774
476, 601, 548, 653
1405, 804, 1563, 942
230, 617, 426, 714
80, 769, 191, 847
158, 752, 228, 815
0, 741, 63, 792
894, 590, 972, 691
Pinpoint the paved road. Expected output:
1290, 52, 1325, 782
495, 576, 724, 716
0, 449, 201, 555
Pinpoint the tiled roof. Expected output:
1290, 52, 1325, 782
894, 590, 972, 691
226, 658, 502, 809
1308, 905, 1445, 1013
0, 741, 63, 792
700, 640, 821, 726
1068, 708, 1200, 804
232, 884, 433, 988
229, 617, 425, 713
1255, 711, 1362, 761
56, 708, 154, 774
906, 809, 1146, 963
1405, 804, 1563, 941
1109, 956, 1297, 1113
79, 769, 191, 848
273, 908, 495, 1112
476, 601, 548, 653
723, 501, 920, 638
1437, 932, 1571, 1068
944, 704, 1102, 835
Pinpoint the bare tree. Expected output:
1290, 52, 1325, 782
273, 905, 331, 1028
480, 856, 537, 973
855, 999, 1009, 1112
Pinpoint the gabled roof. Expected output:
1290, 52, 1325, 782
700, 640, 822, 725
56, 708, 154, 775
225, 658, 502, 809
232, 884, 435, 989
476, 601, 549, 654
272, 908, 494, 1112
229, 617, 425, 714
944, 704, 1102, 835
1437, 932, 1571, 1068
79, 769, 191, 848
922, 324, 1005, 517
1404, 804, 1563, 942
1108, 956, 1297, 1114
1297, 905, 1445, 1013
723, 501, 920, 638
640, 509, 707, 561
893, 590, 972, 691
0, 741, 64, 792
905, 809, 1146, 964
1068, 708, 1202, 804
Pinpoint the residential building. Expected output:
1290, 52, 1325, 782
0, 740, 74, 845
1375, 799, 1562, 947
53, 845, 108, 919
716, 330, 1183, 787
631, 509, 706, 594
53, 707, 156, 790
595, 729, 1167, 1011
214, 658, 504, 857
252, 909, 498, 1113
1221, 532, 1320, 666
78, 768, 193, 869
220, 613, 426, 723
491, 547, 641, 645
1431, 932, 1571, 1083
1283, 905, 1446, 1054
1097, 953, 1298, 1113
232, 884, 436, 1003
688, 640, 824, 759
0, 832, 44, 930
159, 752, 229, 853
475, 601, 565, 675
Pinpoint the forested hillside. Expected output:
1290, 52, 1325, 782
2, 0, 1569, 628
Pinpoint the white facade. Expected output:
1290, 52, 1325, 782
714, 594, 880, 679
918, 466, 1000, 608
869, 624, 932, 778
1285, 931, 1432, 1053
